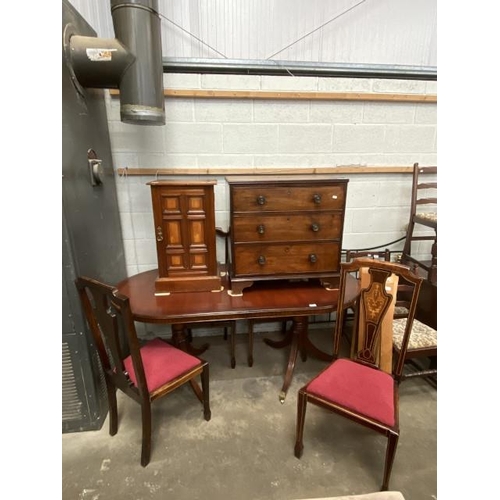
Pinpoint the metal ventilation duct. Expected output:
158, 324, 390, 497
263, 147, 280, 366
64, 0, 165, 126
111, 0, 165, 125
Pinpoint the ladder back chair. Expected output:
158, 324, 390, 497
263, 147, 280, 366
294, 258, 423, 491
401, 162, 437, 284
75, 276, 211, 467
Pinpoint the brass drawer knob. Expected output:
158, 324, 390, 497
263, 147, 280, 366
257, 224, 265, 234
258, 255, 266, 265
156, 226, 164, 242
309, 254, 317, 263
313, 193, 322, 204
311, 223, 320, 232
256, 195, 266, 205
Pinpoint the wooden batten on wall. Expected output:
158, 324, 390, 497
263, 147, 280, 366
116, 166, 417, 176
109, 88, 436, 103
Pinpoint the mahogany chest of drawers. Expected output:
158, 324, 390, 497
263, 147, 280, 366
149, 180, 221, 294
226, 175, 349, 295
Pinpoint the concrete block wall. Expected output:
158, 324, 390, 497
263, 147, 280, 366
106, 73, 437, 337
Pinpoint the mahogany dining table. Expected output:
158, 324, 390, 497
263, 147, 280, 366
116, 269, 358, 402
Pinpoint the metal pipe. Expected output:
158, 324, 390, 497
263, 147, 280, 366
162, 57, 437, 81
111, 0, 165, 125
67, 35, 135, 89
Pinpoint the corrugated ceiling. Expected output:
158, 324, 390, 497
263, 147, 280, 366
68, 0, 436, 69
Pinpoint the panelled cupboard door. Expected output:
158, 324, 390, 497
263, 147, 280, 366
148, 181, 221, 294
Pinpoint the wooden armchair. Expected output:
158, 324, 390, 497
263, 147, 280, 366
75, 276, 211, 466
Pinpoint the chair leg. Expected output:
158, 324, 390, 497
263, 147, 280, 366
429, 238, 437, 284
106, 381, 118, 436
393, 350, 404, 385
248, 321, 254, 367
402, 219, 415, 258
189, 379, 204, 403
201, 364, 211, 421
429, 356, 437, 371
294, 389, 307, 458
140, 400, 152, 467
381, 431, 399, 491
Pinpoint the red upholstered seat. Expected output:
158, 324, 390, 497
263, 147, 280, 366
307, 359, 395, 427
124, 338, 202, 394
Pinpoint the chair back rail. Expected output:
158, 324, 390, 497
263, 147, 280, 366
75, 277, 149, 400
334, 258, 422, 380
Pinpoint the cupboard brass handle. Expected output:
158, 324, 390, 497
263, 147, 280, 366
257, 195, 266, 205
311, 223, 320, 232
313, 193, 322, 204
309, 254, 317, 263
156, 226, 163, 242
258, 255, 266, 265
257, 224, 265, 234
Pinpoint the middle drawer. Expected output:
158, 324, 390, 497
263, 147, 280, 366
232, 213, 343, 243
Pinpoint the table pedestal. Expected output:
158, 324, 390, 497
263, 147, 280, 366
171, 324, 210, 355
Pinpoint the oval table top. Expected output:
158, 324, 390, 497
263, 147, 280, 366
116, 269, 358, 324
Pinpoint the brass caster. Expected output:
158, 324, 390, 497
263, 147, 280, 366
279, 391, 286, 404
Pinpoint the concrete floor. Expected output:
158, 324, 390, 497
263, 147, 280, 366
62, 327, 437, 500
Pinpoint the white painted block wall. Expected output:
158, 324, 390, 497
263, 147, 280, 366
106, 73, 437, 337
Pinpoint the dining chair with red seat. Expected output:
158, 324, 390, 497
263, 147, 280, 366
294, 258, 423, 491
75, 276, 211, 467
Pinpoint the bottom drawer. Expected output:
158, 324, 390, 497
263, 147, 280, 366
233, 242, 340, 276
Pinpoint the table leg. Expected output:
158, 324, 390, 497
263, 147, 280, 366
230, 323, 236, 369
265, 317, 334, 403
278, 318, 303, 404
171, 324, 210, 355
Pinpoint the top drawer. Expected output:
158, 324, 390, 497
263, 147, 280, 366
231, 183, 347, 212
